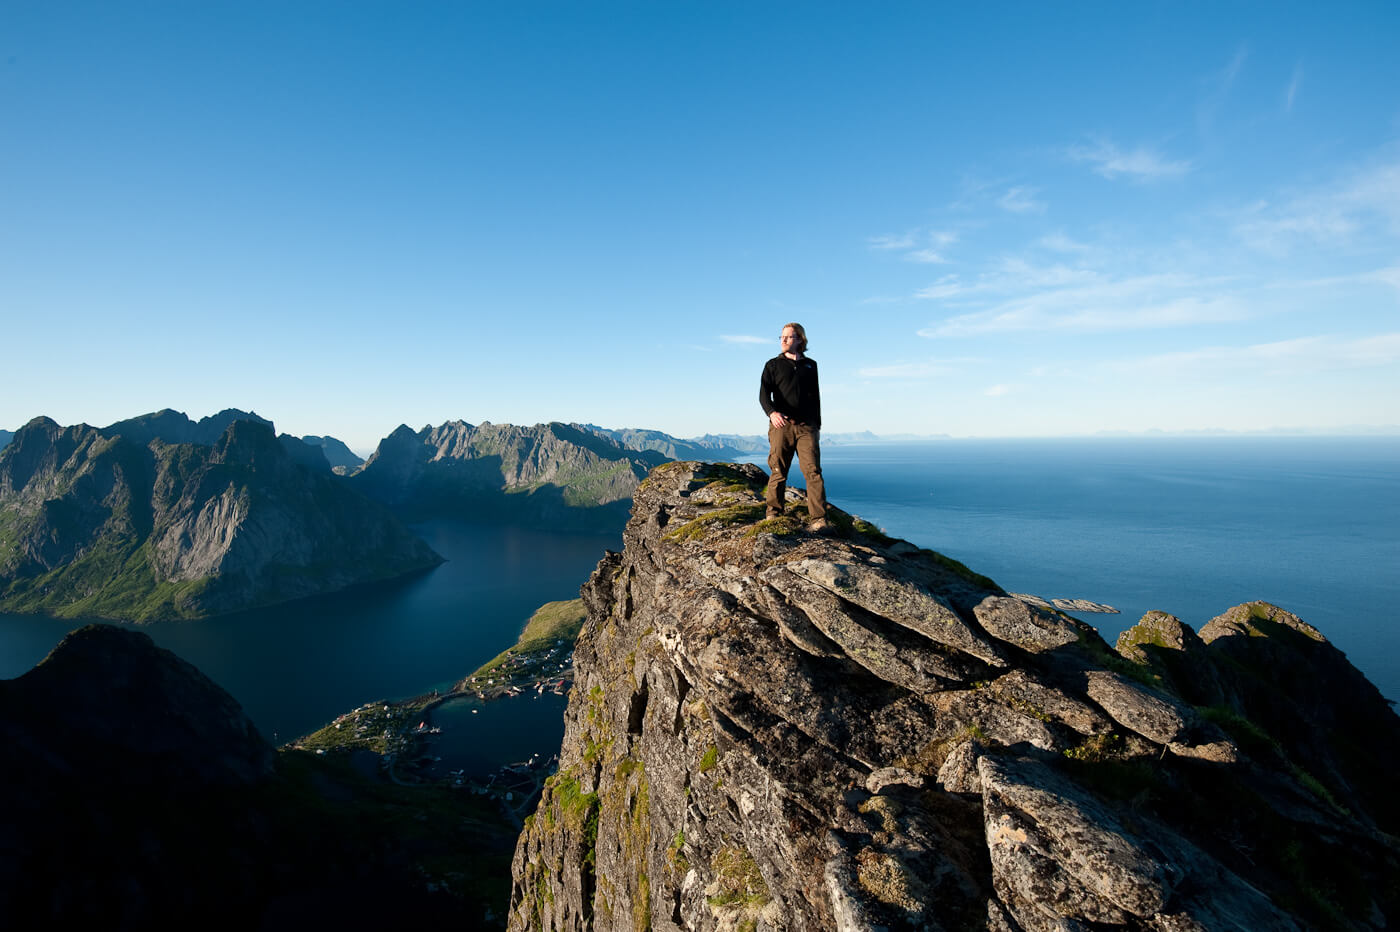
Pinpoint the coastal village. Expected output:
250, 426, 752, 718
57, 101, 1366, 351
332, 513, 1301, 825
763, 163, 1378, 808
287, 599, 587, 823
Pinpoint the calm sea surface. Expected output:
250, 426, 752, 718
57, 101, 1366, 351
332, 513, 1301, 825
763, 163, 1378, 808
2, 437, 1396, 753
801, 437, 1400, 703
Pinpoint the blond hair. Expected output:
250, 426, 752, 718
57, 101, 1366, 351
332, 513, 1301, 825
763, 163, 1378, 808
783, 322, 808, 353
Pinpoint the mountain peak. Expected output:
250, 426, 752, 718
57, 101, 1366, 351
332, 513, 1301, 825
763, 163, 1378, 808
12, 624, 274, 786
102, 407, 274, 447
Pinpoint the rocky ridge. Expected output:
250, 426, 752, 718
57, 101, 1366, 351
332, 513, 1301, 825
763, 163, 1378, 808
509, 461, 1400, 931
0, 414, 439, 620
575, 425, 754, 462
350, 420, 667, 528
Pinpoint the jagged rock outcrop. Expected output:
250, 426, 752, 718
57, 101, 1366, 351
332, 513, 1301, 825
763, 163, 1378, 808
509, 462, 1400, 931
0, 414, 440, 620
350, 420, 668, 529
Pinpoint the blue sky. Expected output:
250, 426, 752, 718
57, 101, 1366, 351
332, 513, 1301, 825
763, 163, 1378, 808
3, 2, 1398, 453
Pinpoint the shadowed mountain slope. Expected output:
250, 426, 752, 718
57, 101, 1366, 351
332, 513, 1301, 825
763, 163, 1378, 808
0, 624, 514, 928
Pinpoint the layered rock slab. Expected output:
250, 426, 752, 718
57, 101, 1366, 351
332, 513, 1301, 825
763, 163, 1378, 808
509, 462, 1400, 931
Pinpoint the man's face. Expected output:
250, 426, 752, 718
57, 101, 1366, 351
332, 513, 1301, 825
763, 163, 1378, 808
780, 326, 799, 354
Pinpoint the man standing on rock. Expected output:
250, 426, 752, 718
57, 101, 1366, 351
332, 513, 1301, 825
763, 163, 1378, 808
760, 322, 829, 532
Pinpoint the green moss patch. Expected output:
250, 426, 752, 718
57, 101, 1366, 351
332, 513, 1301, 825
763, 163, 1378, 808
664, 504, 767, 542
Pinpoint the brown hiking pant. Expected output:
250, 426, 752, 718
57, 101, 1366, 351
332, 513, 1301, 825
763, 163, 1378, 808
766, 423, 827, 520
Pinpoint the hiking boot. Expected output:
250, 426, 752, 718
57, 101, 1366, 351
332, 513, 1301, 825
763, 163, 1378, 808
766, 508, 783, 519
808, 517, 831, 534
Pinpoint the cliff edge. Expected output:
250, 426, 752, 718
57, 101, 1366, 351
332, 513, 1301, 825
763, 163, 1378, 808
509, 461, 1400, 931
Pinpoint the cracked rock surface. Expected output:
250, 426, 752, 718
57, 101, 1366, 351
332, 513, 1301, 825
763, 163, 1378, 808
509, 462, 1400, 931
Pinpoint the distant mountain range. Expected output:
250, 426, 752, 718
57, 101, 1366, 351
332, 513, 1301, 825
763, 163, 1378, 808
0, 412, 440, 620
348, 420, 669, 528
0, 409, 774, 621
0, 406, 1008, 623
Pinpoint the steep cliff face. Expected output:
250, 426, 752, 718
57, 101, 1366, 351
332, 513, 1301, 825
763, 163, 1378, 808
0, 415, 440, 620
351, 420, 667, 528
510, 462, 1400, 931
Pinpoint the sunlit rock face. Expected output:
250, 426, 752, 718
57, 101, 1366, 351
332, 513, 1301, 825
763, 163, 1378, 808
0, 414, 440, 620
509, 461, 1400, 931
348, 420, 668, 529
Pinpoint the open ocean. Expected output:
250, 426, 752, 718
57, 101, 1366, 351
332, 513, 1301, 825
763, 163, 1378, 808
796, 437, 1400, 703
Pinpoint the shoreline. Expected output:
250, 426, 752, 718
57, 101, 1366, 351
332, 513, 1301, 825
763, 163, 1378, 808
284, 625, 580, 818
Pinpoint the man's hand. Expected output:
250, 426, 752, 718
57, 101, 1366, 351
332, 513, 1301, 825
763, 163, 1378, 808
769, 411, 788, 429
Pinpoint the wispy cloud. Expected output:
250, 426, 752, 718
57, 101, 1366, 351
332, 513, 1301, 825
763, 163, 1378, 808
857, 362, 952, 379
1127, 332, 1400, 376
720, 334, 768, 345
1067, 137, 1191, 181
906, 248, 951, 264
869, 229, 959, 264
868, 231, 917, 251
1233, 157, 1400, 253
857, 355, 982, 379
916, 275, 967, 300
998, 185, 1045, 213
1284, 63, 1303, 114
919, 271, 1245, 336
1370, 265, 1400, 291
984, 383, 1014, 397
915, 259, 1101, 304
1039, 232, 1093, 254
1198, 45, 1249, 135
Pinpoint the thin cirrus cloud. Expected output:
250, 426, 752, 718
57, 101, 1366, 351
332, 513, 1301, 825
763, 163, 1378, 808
857, 361, 958, 379
915, 259, 1101, 303
720, 334, 769, 345
1126, 332, 1400, 376
869, 229, 959, 264
1284, 63, 1304, 114
868, 232, 917, 251
1233, 156, 1400, 254
997, 186, 1045, 213
918, 272, 1246, 337
1067, 138, 1191, 180
1039, 232, 1094, 254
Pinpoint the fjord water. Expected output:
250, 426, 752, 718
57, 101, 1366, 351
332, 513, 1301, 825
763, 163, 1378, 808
810, 437, 1400, 703
0, 521, 618, 742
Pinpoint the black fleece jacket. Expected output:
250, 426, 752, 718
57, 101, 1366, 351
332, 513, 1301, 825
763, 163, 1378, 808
759, 354, 821, 428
